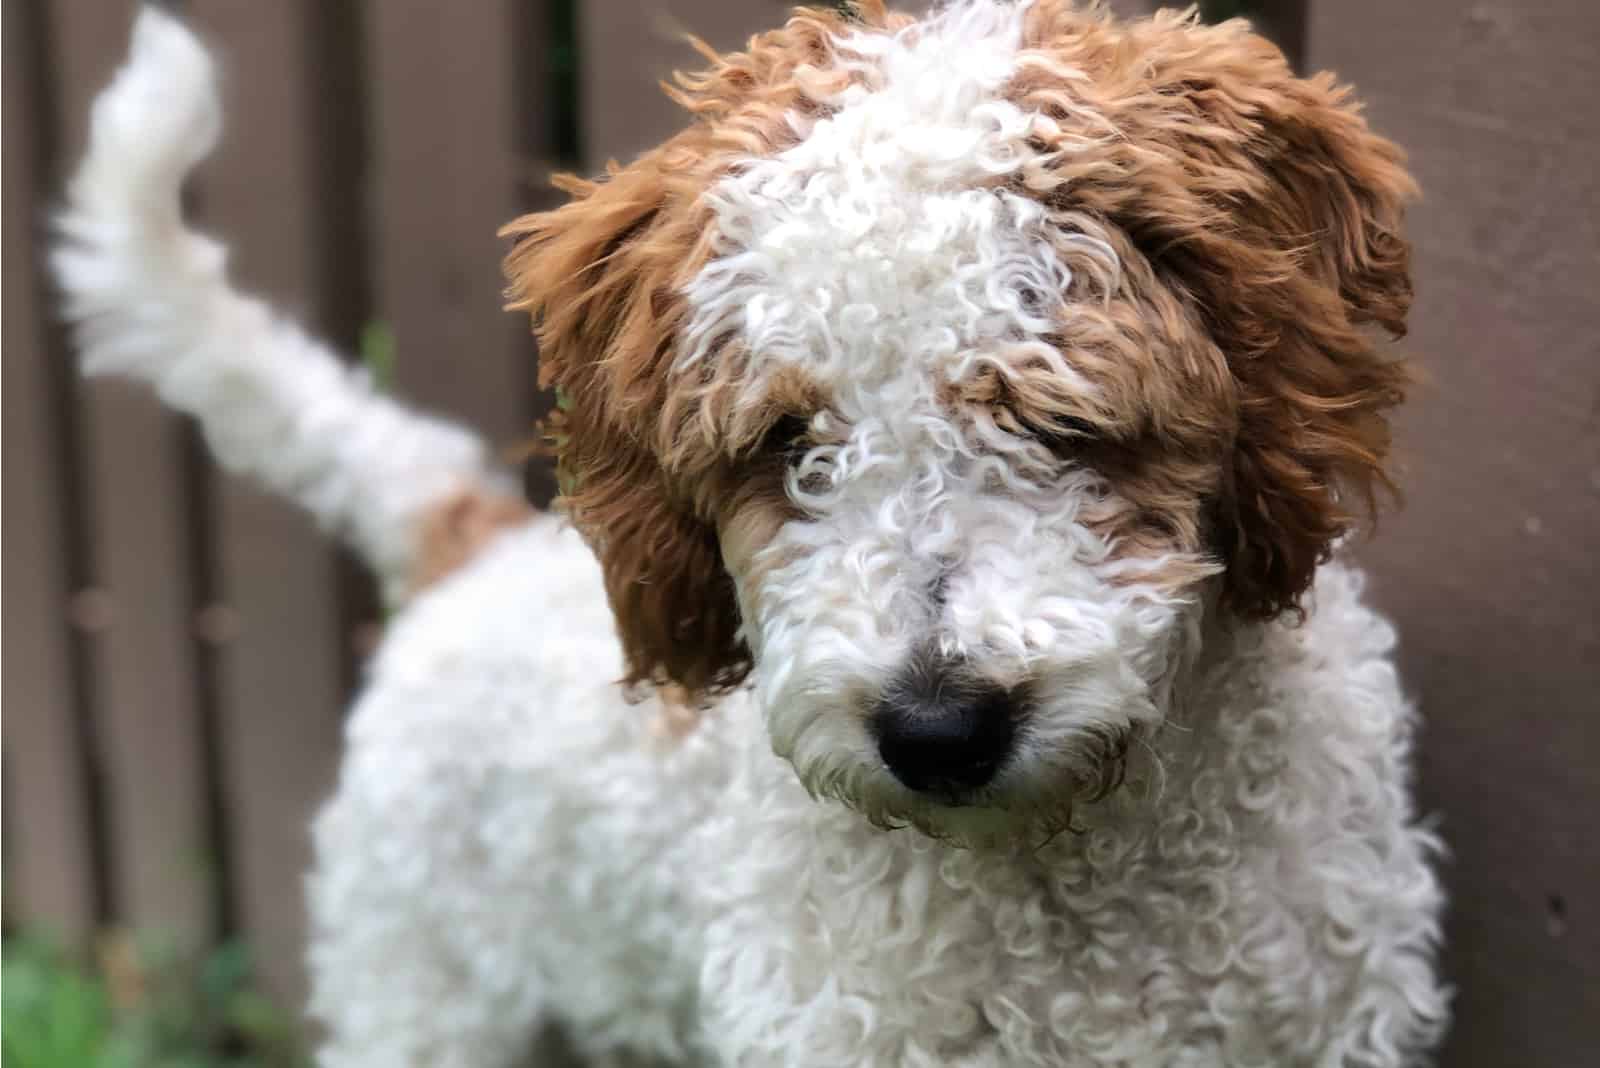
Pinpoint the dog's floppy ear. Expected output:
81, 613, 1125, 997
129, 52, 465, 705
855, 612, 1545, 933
503, 157, 751, 697
502, 2, 885, 694
1209, 40, 1416, 620
1086, 12, 1418, 619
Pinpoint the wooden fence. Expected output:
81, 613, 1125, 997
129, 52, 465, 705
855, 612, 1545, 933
4, 2, 1595, 1066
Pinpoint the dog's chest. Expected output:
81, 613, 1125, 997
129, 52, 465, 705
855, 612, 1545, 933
677, 599, 1438, 1063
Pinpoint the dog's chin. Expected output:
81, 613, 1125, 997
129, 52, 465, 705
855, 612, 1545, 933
852, 786, 1081, 851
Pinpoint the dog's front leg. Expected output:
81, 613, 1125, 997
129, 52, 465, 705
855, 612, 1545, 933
306, 738, 552, 1068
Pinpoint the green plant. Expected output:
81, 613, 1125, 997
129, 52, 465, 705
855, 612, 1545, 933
2, 936, 111, 1068
2, 932, 304, 1068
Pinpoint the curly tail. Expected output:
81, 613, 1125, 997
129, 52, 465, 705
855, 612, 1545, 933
51, 9, 500, 600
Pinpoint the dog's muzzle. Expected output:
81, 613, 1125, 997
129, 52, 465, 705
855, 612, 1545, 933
871, 651, 1022, 797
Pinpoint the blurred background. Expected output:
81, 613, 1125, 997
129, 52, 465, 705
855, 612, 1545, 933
2, 1, 1594, 1065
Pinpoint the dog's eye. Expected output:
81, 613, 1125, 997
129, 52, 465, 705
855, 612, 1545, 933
761, 414, 811, 458
1033, 414, 1099, 451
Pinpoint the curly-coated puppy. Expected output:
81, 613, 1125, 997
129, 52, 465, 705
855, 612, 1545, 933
56, 3, 1448, 1065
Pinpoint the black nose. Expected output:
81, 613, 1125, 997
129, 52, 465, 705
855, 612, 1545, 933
872, 658, 1019, 795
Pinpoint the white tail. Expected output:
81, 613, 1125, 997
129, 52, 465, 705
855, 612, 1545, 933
52, 8, 496, 600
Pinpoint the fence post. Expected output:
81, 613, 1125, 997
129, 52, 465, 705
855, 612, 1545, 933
2, 0, 100, 946
364, 0, 540, 450
578, 0, 795, 167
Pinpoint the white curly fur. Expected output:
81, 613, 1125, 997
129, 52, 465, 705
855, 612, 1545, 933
56, 7, 1449, 1067
685, 0, 1193, 845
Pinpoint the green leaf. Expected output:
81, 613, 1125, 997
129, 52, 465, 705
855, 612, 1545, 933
358, 322, 398, 392
2, 936, 111, 1068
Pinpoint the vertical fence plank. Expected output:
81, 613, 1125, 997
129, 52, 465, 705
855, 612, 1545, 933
186, 0, 351, 1011
1243, 0, 1305, 70
364, 0, 536, 449
40, 0, 214, 953
2, 0, 97, 944
578, 0, 794, 168
1310, 2, 1600, 1065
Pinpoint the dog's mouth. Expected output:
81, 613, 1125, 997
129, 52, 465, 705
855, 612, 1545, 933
871, 788, 1081, 850
793, 743, 1083, 849
914, 785, 984, 809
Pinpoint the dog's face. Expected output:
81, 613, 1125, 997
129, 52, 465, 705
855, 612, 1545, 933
505, 0, 1413, 845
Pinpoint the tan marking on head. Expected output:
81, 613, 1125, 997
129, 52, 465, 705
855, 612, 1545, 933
410, 488, 534, 595
647, 682, 708, 741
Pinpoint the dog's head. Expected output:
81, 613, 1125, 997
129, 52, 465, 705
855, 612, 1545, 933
504, 0, 1413, 845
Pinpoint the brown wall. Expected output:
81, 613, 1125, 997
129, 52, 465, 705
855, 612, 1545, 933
1314, 1, 1600, 1063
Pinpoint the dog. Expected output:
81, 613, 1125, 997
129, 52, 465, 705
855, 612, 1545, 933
55, 3, 1449, 1065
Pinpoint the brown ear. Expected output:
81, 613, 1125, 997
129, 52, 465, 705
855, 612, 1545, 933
502, 158, 751, 695
1086, 13, 1419, 618
1213, 45, 1416, 619
501, 2, 881, 693
547, 412, 750, 695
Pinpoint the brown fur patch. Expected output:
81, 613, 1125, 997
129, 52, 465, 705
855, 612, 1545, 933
1006, 2, 1415, 615
501, 4, 884, 696
410, 488, 533, 595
